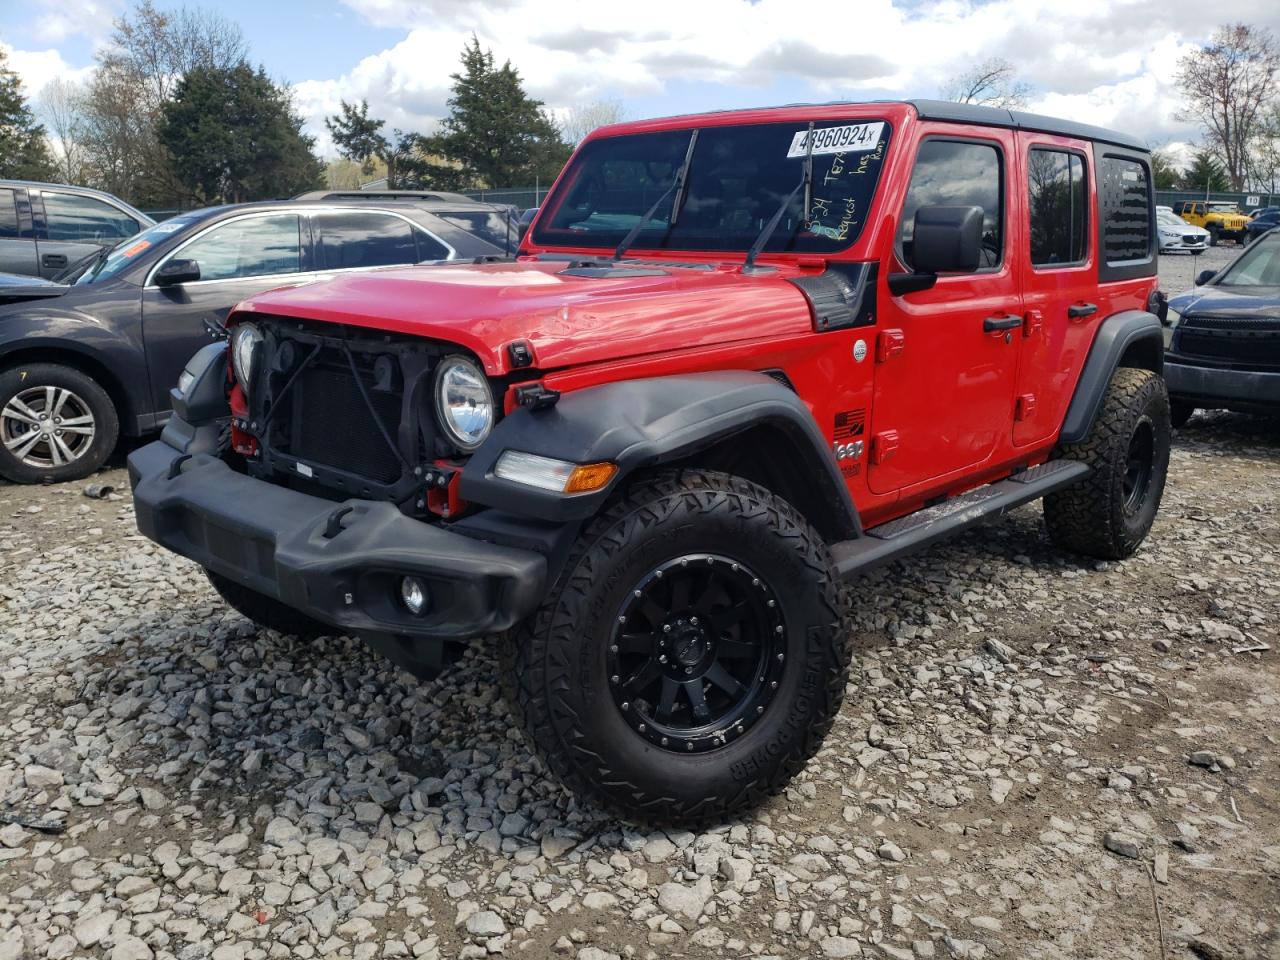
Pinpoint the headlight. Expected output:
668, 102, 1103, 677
1163, 306, 1181, 348
435, 356, 494, 450
230, 323, 263, 397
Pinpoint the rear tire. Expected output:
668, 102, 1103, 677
1208, 225, 1220, 246
0, 363, 118, 484
205, 569, 332, 640
503, 469, 850, 826
1044, 368, 1170, 560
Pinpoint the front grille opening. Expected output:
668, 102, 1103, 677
289, 365, 404, 483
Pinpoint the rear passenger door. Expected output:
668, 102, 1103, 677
311, 210, 452, 271
34, 189, 141, 277
0, 187, 37, 277
1013, 134, 1095, 447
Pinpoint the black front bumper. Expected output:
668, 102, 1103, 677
129, 441, 549, 660
1165, 357, 1280, 413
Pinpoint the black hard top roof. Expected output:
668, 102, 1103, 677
905, 99, 1148, 152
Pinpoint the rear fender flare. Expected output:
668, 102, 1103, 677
1059, 310, 1163, 444
459, 371, 861, 536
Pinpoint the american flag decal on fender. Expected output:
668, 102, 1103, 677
834, 409, 865, 441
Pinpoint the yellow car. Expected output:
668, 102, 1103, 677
1172, 201, 1250, 245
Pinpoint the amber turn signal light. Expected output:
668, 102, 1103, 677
564, 462, 618, 494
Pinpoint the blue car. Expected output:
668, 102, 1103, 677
1164, 230, 1280, 424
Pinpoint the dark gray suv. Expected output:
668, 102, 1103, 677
0, 180, 154, 279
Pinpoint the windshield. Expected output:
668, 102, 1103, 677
1209, 203, 1240, 213
1216, 232, 1280, 286
71, 216, 197, 285
434, 210, 515, 250
1157, 210, 1189, 227
531, 118, 891, 255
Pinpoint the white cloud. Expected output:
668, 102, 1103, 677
295, 0, 1280, 158
0, 42, 95, 101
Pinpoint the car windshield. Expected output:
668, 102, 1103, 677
1209, 203, 1240, 213
71, 216, 198, 285
1157, 210, 1188, 227
531, 118, 892, 255
1215, 232, 1280, 286
434, 210, 516, 251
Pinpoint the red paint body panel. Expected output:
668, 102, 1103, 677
228, 100, 1160, 536
234, 260, 813, 376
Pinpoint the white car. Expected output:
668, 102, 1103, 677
1156, 206, 1209, 255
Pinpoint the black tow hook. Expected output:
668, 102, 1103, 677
324, 506, 354, 539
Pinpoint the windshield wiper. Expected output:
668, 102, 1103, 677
613, 128, 700, 262
743, 121, 814, 273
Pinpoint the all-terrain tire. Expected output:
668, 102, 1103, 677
1170, 400, 1196, 428
0, 363, 118, 484
205, 568, 332, 640
1208, 224, 1220, 246
1044, 368, 1170, 560
502, 469, 851, 826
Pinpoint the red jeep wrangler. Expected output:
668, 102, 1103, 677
130, 100, 1170, 824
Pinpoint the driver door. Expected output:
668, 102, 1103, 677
140, 212, 310, 415
867, 129, 1024, 497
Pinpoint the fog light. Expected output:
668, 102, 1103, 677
400, 576, 429, 616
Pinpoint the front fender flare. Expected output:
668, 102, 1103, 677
460, 371, 861, 533
1060, 310, 1163, 444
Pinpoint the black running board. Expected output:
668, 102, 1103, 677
831, 460, 1090, 579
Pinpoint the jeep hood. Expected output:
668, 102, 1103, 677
233, 260, 815, 373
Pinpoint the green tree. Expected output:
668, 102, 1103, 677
325, 99, 419, 189
421, 37, 570, 189
0, 47, 54, 180
1179, 150, 1232, 193
158, 62, 322, 203
1150, 148, 1183, 190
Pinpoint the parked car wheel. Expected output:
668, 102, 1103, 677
205, 569, 332, 640
1170, 400, 1196, 428
1044, 368, 1171, 560
0, 363, 118, 484
1208, 224, 1220, 246
502, 469, 850, 825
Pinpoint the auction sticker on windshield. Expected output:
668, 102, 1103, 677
788, 122, 885, 158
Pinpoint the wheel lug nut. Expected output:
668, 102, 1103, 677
621, 702, 629, 711
690, 617, 698, 626
610, 645, 618, 653
663, 624, 672, 633
634, 589, 642, 597
610, 675, 619, 684
659, 655, 667, 663
684, 667, 692, 674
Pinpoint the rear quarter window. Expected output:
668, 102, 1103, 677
1097, 151, 1154, 281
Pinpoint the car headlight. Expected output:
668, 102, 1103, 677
435, 356, 494, 451
1162, 306, 1181, 348
230, 323, 263, 397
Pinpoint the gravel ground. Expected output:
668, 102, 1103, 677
2, 252, 1278, 960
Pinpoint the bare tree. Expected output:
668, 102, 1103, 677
941, 58, 1031, 109
38, 78, 91, 184
1177, 23, 1280, 192
560, 99, 629, 145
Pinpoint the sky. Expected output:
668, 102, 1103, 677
3, 0, 1280, 164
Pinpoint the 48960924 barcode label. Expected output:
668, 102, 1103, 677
787, 121, 885, 158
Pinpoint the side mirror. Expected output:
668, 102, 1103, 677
889, 205, 984, 295
518, 207, 538, 241
1196, 269, 1216, 286
155, 258, 200, 287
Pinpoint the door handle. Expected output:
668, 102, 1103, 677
1068, 302, 1098, 319
41, 253, 68, 268
983, 315, 1023, 332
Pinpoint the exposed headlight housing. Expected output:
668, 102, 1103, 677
435, 356, 494, 451
230, 323, 264, 397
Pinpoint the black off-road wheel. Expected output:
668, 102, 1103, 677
1044, 368, 1171, 560
1207, 224, 1220, 246
502, 469, 850, 826
0, 363, 118, 484
1170, 400, 1196, 428
205, 569, 332, 640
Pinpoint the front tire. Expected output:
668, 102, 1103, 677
1044, 368, 1171, 560
205, 569, 332, 640
1208, 225, 1220, 246
0, 363, 118, 484
504, 469, 850, 825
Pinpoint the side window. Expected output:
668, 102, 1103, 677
315, 211, 419, 269
41, 192, 138, 242
1098, 155, 1152, 264
898, 139, 1003, 270
1028, 149, 1088, 267
174, 215, 301, 282
0, 189, 18, 239
414, 227, 450, 261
